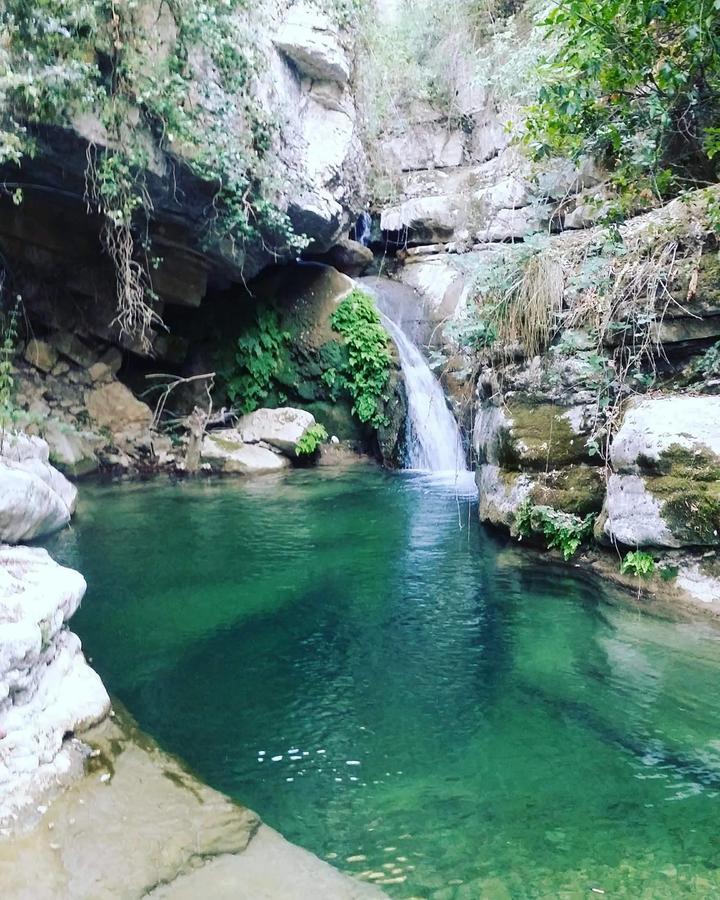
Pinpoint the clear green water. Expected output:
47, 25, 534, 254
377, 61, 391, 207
43, 468, 720, 898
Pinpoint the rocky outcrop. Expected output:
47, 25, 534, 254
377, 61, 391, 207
0, 545, 110, 826
0, 434, 78, 543
0, 1, 368, 364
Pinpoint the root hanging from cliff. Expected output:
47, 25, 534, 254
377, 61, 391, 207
84, 145, 164, 355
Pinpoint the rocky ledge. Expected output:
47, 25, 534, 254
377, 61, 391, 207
0, 708, 385, 900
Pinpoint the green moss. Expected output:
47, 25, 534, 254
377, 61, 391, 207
499, 402, 593, 471
646, 473, 720, 545
529, 465, 605, 517
637, 443, 720, 480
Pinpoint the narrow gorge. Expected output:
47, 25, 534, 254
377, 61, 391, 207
2, 0, 720, 897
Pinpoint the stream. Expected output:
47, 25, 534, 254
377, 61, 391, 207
43, 469, 720, 898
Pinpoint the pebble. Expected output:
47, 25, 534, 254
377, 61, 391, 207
346, 855, 367, 863
99, 773, 111, 783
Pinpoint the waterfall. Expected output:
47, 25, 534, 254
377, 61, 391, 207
380, 314, 467, 473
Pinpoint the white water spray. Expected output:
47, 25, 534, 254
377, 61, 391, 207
378, 312, 469, 475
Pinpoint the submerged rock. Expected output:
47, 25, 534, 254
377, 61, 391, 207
0, 709, 385, 899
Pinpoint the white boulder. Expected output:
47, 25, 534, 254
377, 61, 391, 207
0, 434, 78, 543
236, 407, 316, 455
0, 545, 110, 825
201, 430, 291, 475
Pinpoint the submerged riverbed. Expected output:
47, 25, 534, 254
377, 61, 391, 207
43, 468, 720, 898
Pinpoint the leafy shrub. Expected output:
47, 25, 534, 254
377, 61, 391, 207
524, 0, 720, 204
620, 550, 655, 578
515, 501, 595, 561
226, 309, 289, 415
330, 290, 392, 430
0, 296, 20, 441
295, 423, 328, 456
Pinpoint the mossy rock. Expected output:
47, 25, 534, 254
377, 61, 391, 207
528, 465, 605, 517
646, 472, 720, 546
494, 401, 594, 471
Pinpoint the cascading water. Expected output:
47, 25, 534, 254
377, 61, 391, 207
380, 314, 467, 473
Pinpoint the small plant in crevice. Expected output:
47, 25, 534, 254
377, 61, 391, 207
515, 501, 595, 561
295, 423, 328, 457
329, 289, 392, 431
226, 308, 290, 416
620, 550, 655, 578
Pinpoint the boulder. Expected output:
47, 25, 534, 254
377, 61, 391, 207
381, 196, 458, 243
236, 407, 316, 456
477, 464, 533, 529
24, 339, 58, 374
380, 124, 465, 172
85, 382, 153, 431
0, 434, 78, 542
275, 2, 350, 84
323, 238, 374, 277
201, 430, 292, 475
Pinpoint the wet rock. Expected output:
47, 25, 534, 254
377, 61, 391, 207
236, 407, 316, 456
0, 708, 384, 899
23, 339, 58, 374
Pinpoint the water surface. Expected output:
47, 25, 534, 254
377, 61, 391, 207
44, 468, 720, 898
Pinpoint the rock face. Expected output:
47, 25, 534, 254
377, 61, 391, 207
0, 0, 367, 364
600, 397, 720, 548
0, 434, 78, 543
0, 545, 110, 826
275, 2, 351, 84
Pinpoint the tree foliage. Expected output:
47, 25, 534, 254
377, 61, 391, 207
525, 0, 720, 204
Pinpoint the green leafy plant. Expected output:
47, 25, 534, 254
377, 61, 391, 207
515, 501, 595, 561
295, 423, 328, 456
226, 309, 290, 415
620, 550, 655, 578
330, 290, 392, 430
524, 0, 720, 205
0, 295, 20, 443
